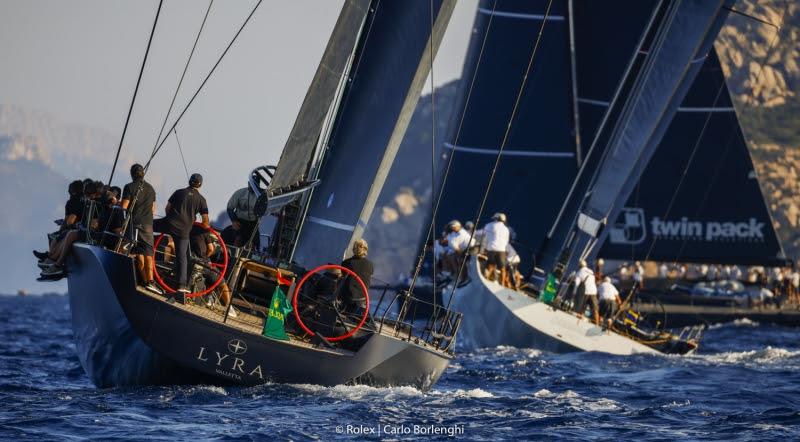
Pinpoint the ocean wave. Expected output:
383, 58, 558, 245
698, 346, 800, 365
708, 318, 760, 330
287, 383, 425, 401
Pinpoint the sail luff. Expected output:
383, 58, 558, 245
268, 0, 371, 192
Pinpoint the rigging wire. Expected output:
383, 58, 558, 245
443, 0, 556, 314
173, 128, 191, 180
147, 0, 214, 169
145, 0, 264, 169
429, 0, 437, 304
407, 0, 499, 295
108, 0, 164, 185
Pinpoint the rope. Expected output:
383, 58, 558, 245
173, 128, 190, 180
108, 0, 164, 185
407, 0, 499, 295
429, 0, 437, 303
148, 0, 214, 169
443, 0, 556, 314
145, 0, 264, 169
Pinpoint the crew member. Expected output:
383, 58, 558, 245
340, 239, 373, 318
34, 180, 84, 263
598, 276, 622, 326
226, 184, 260, 249
189, 224, 235, 317
444, 220, 470, 276
574, 259, 600, 325
121, 164, 158, 293
483, 213, 510, 285
154, 173, 209, 299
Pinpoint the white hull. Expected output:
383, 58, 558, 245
449, 258, 658, 355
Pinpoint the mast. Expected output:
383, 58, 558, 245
547, 0, 736, 276
291, 0, 458, 267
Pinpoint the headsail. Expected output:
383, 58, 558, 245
597, 49, 788, 266
292, 0, 457, 267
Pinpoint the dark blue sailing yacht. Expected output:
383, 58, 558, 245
67, 0, 462, 389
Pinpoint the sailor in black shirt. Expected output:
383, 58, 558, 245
340, 239, 374, 317
154, 173, 209, 295
121, 164, 158, 291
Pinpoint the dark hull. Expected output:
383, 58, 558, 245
67, 244, 450, 389
635, 301, 800, 328
67, 244, 212, 387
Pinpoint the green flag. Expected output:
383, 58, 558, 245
263, 285, 293, 341
539, 273, 558, 304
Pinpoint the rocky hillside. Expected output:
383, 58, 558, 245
716, 0, 800, 262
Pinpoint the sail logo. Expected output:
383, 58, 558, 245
651, 216, 764, 242
609, 207, 766, 244
608, 208, 646, 245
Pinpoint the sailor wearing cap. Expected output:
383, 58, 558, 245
443, 220, 471, 277
482, 213, 510, 286
154, 173, 210, 298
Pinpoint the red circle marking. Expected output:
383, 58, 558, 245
292, 264, 369, 342
153, 222, 228, 298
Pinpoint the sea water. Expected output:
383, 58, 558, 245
1, 294, 798, 440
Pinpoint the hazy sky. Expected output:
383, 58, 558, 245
0, 0, 478, 212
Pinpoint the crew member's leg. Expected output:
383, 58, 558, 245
175, 237, 190, 292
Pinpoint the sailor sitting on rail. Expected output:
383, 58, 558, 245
34, 180, 84, 272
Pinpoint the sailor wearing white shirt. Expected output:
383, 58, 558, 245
442, 220, 470, 277
633, 261, 645, 288
574, 260, 600, 325
598, 277, 622, 325
482, 213, 510, 286
506, 243, 521, 288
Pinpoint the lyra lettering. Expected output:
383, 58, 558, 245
196, 347, 264, 379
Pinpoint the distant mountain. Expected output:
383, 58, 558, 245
0, 134, 69, 293
0, 104, 124, 180
716, 0, 800, 262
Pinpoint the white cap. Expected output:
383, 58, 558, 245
492, 212, 507, 222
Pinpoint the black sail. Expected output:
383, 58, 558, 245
424, 0, 576, 274
597, 49, 788, 266
292, 0, 457, 267
269, 0, 371, 192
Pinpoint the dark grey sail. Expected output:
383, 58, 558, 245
268, 0, 370, 193
597, 49, 788, 266
552, 0, 735, 274
292, 0, 457, 267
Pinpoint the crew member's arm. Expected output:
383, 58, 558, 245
64, 214, 78, 228
121, 199, 130, 210
152, 201, 157, 215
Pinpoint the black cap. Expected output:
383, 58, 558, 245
130, 163, 145, 180
189, 173, 203, 187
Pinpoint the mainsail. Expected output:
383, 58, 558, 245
291, 0, 457, 267
597, 49, 788, 266
423, 0, 576, 273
